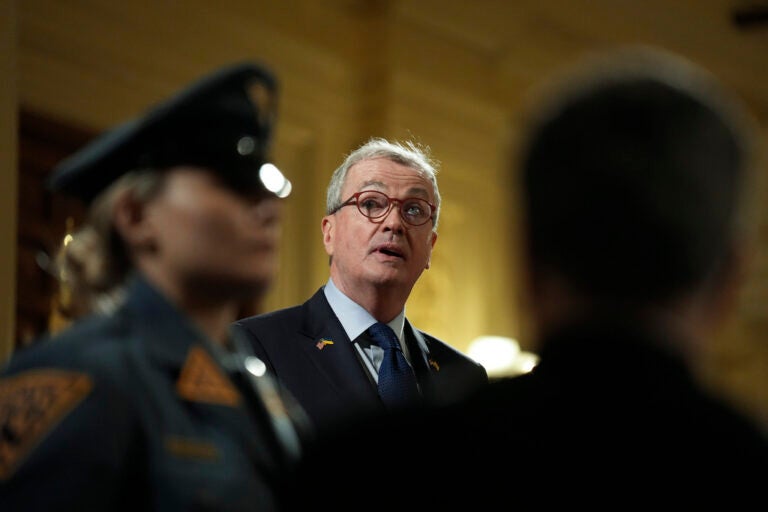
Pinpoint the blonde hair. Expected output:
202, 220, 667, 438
54, 169, 164, 317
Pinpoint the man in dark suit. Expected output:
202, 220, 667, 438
233, 137, 487, 433
278, 47, 768, 508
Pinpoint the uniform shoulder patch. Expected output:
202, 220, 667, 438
177, 346, 241, 407
0, 369, 93, 480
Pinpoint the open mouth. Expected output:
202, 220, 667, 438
375, 245, 404, 258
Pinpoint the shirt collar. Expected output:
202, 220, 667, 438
323, 278, 405, 343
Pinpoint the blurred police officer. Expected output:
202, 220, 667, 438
0, 62, 309, 511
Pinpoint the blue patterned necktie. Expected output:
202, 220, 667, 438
368, 322, 420, 408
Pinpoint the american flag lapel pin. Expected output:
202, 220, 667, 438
316, 338, 334, 350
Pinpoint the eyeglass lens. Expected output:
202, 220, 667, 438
357, 190, 431, 225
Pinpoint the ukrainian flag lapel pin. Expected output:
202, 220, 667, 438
316, 338, 334, 350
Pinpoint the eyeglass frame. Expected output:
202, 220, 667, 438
330, 190, 437, 227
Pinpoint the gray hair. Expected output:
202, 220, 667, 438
325, 137, 442, 230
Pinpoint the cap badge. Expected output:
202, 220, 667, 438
237, 136, 256, 156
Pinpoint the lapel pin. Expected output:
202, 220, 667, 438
316, 339, 334, 350
428, 358, 440, 371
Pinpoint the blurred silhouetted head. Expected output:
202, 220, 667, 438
519, 47, 757, 304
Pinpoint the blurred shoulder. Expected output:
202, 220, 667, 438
2, 311, 133, 377
234, 303, 304, 330
233, 289, 326, 334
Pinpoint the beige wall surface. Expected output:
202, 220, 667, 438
11, 0, 768, 426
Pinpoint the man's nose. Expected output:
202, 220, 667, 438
381, 201, 406, 231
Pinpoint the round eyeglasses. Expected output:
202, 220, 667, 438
332, 190, 435, 226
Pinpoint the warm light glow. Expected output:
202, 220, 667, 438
509, 352, 539, 374
467, 335, 539, 377
259, 163, 292, 198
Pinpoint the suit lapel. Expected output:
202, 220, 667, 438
403, 320, 456, 402
403, 320, 436, 376
293, 290, 379, 401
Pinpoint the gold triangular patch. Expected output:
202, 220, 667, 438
177, 346, 241, 407
0, 370, 93, 480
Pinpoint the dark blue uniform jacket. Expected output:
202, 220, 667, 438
0, 275, 291, 511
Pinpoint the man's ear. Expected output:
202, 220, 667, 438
425, 231, 438, 269
707, 242, 750, 328
112, 190, 155, 251
321, 215, 334, 256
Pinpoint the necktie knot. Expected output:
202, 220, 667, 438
368, 322, 400, 351
367, 322, 420, 408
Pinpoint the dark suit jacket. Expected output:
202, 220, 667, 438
279, 316, 768, 509
232, 287, 488, 433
